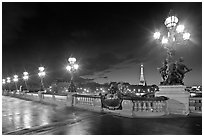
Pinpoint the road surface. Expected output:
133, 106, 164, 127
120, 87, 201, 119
2, 96, 202, 135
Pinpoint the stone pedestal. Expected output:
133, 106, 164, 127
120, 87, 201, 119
155, 85, 190, 115
67, 92, 77, 106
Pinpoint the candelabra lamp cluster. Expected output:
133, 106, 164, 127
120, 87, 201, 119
154, 10, 192, 85
23, 71, 29, 91
66, 57, 79, 92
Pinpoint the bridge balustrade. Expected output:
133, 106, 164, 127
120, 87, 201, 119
189, 97, 202, 113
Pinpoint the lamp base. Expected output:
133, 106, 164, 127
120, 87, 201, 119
155, 85, 190, 115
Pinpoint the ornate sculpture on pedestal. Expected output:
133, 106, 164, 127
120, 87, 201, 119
159, 57, 192, 85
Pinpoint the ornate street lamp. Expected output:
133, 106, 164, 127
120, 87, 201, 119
13, 75, 19, 91
38, 67, 46, 91
66, 57, 79, 92
154, 10, 192, 85
23, 71, 29, 91
153, 10, 191, 62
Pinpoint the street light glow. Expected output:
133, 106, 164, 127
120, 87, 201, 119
23, 75, 29, 80
73, 64, 79, 70
68, 57, 76, 64
176, 25, 185, 33
39, 67, 45, 72
153, 31, 161, 39
42, 71, 46, 76
13, 75, 18, 82
7, 77, 11, 83
38, 71, 46, 77
183, 32, 190, 40
161, 37, 168, 44
23, 71, 29, 80
23, 71, 28, 76
164, 15, 178, 28
2, 79, 6, 84
66, 65, 71, 71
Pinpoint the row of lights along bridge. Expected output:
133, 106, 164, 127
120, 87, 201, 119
2, 57, 78, 92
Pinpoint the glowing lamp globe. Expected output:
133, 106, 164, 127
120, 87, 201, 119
161, 37, 168, 44
13, 75, 18, 82
153, 31, 161, 39
66, 65, 71, 71
23, 71, 28, 76
23, 75, 29, 80
2, 79, 6, 84
68, 57, 76, 64
183, 32, 190, 40
73, 64, 79, 70
39, 67, 45, 72
176, 25, 185, 33
7, 77, 11, 83
164, 15, 178, 29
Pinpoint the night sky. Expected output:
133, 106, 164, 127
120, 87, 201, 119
2, 2, 202, 86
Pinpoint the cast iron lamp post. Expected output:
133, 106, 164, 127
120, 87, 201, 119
13, 75, 19, 92
38, 67, 46, 91
23, 71, 29, 91
66, 57, 79, 92
2, 79, 6, 92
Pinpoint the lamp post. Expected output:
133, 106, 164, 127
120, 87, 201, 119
66, 57, 79, 92
6, 77, 11, 91
13, 75, 19, 93
38, 67, 46, 91
23, 71, 29, 91
154, 10, 192, 85
153, 10, 191, 62
2, 79, 6, 93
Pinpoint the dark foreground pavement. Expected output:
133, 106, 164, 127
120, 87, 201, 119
2, 96, 202, 135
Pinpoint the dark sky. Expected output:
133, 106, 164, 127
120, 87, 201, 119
2, 2, 202, 86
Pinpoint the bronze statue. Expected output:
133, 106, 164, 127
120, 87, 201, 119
159, 57, 192, 85
159, 59, 168, 82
